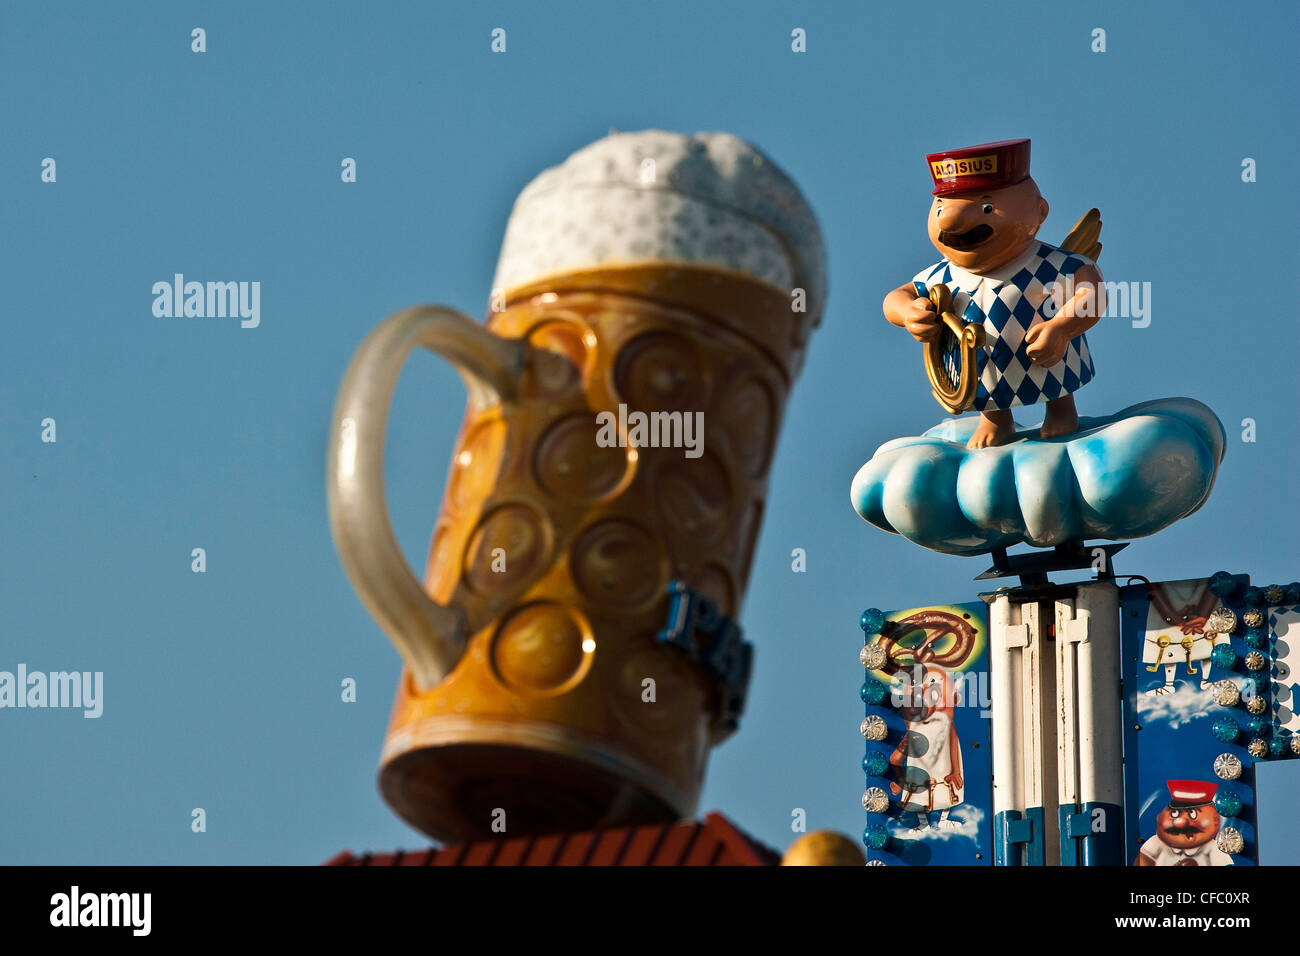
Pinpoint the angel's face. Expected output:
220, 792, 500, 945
929, 177, 1049, 273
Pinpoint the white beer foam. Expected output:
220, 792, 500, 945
491, 129, 826, 313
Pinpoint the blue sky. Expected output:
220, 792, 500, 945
1, 0, 1296, 863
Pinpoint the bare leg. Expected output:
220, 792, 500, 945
1040, 394, 1079, 439
967, 409, 1016, 449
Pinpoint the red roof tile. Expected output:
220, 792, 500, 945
651, 820, 700, 865
522, 833, 563, 866
493, 836, 531, 866
325, 812, 780, 867
619, 823, 668, 865
552, 829, 597, 866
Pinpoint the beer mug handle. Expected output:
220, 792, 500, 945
326, 305, 528, 690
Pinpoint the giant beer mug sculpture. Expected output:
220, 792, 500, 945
328, 130, 826, 841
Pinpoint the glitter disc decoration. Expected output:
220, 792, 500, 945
1246, 715, 1268, 737
1217, 827, 1244, 855
1214, 753, 1243, 780
860, 715, 888, 741
1286, 583, 1300, 604
1209, 571, 1237, 598
1290, 736, 1300, 756
1265, 585, 1285, 605
1214, 789, 1243, 817
1210, 680, 1240, 707
1212, 717, 1240, 743
862, 823, 890, 850
1248, 738, 1268, 758
860, 608, 886, 634
1243, 608, 1265, 629
1206, 606, 1237, 634
860, 643, 888, 670
1243, 587, 1264, 607
1246, 629, 1267, 649
1244, 651, 1267, 672
862, 786, 890, 813
863, 751, 889, 777
1246, 695, 1268, 715
866, 859, 887, 866
861, 679, 889, 706
1269, 736, 1286, 757
1211, 644, 1237, 670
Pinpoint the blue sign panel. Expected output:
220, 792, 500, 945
1120, 574, 1259, 866
860, 602, 992, 866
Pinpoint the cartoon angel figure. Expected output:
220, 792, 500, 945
882, 138, 1104, 448
889, 663, 964, 831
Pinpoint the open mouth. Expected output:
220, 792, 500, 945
938, 224, 994, 250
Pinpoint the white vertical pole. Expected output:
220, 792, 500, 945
990, 594, 1054, 864
1057, 599, 1081, 814
1020, 600, 1044, 822
990, 594, 1021, 824
1029, 601, 1060, 865
1057, 597, 1082, 864
1056, 581, 1124, 864
1077, 582, 1123, 862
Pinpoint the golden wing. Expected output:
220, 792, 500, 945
1060, 207, 1102, 261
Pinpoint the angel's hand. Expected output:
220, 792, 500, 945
904, 297, 941, 342
1024, 320, 1070, 367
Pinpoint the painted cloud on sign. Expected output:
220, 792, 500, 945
1136, 682, 1216, 731
888, 804, 985, 843
850, 398, 1225, 556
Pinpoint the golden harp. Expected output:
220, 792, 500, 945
922, 208, 1103, 415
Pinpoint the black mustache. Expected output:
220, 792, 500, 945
938, 224, 994, 250
1164, 825, 1201, 837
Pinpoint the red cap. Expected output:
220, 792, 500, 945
1166, 780, 1217, 808
926, 139, 1031, 196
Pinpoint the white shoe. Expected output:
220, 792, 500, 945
1147, 684, 1175, 697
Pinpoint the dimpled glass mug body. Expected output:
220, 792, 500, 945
327, 131, 826, 842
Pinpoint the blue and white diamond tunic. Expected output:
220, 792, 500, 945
912, 241, 1096, 411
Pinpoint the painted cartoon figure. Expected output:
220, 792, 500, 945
1142, 579, 1230, 696
1135, 780, 1234, 866
889, 663, 964, 831
883, 139, 1105, 448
